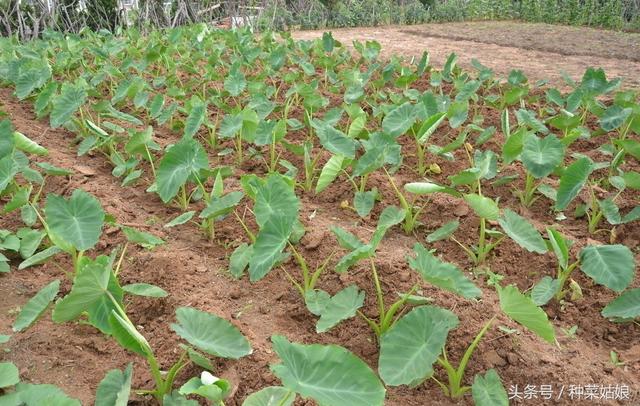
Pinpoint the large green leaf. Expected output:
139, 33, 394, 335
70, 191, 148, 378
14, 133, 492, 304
95, 363, 133, 406
555, 157, 593, 211
0, 155, 19, 193
378, 306, 459, 386
530, 276, 560, 306
200, 191, 244, 219
18, 246, 62, 270
224, 66, 246, 96
600, 105, 632, 132
463, 194, 499, 221
471, 369, 508, 406
498, 285, 555, 344
171, 307, 252, 359
354, 189, 376, 218
51, 258, 113, 332
13, 279, 60, 332
382, 102, 416, 137
10, 383, 81, 405
50, 81, 87, 128
601, 288, 640, 321
579, 245, 635, 292
426, 220, 460, 243
45, 189, 105, 252
317, 125, 356, 158
316, 155, 344, 193
249, 175, 299, 281
521, 134, 564, 178
498, 209, 547, 254
156, 138, 209, 203
242, 387, 295, 406
370, 205, 405, 248
271, 335, 385, 406
0, 362, 19, 388
408, 243, 481, 299
315, 285, 365, 333
184, 99, 207, 139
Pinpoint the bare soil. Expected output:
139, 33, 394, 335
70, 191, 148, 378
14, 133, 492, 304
294, 21, 640, 89
1, 22, 640, 406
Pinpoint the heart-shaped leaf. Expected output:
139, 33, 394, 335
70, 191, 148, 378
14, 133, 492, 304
579, 245, 635, 292
378, 306, 459, 386
171, 307, 252, 359
271, 335, 385, 406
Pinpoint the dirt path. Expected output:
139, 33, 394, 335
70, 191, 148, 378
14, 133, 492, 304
293, 21, 640, 88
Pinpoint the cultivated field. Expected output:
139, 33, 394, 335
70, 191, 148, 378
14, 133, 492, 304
0, 22, 639, 405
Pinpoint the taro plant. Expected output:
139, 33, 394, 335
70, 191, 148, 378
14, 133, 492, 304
242, 335, 385, 406
327, 205, 417, 336
230, 173, 301, 282
530, 228, 637, 306
51, 255, 252, 404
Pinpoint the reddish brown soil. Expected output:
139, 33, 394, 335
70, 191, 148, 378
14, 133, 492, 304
1, 29, 640, 405
293, 21, 640, 89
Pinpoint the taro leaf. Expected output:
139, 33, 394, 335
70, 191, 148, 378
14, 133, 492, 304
378, 306, 459, 386
531, 276, 560, 306
404, 182, 461, 197
0, 120, 15, 158
501, 127, 526, 164
249, 175, 299, 281
184, 99, 207, 139
52, 256, 123, 332
242, 386, 295, 406
18, 246, 62, 270
471, 369, 508, 406
408, 243, 481, 299
334, 244, 373, 273
426, 220, 459, 243
579, 245, 635, 292
200, 191, 244, 219
9, 383, 81, 405
14, 132, 48, 156
45, 189, 105, 252
108, 312, 149, 356
156, 138, 208, 203
463, 194, 499, 221
317, 125, 356, 158
382, 102, 416, 137
121, 226, 164, 249
304, 289, 331, 316
0, 155, 19, 193
446, 101, 468, 128
17, 228, 46, 259
498, 285, 555, 344
616, 139, 640, 160
331, 226, 365, 251
315, 285, 365, 333
521, 134, 564, 178
498, 209, 547, 254
165, 211, 196, 228
95, 363, 133, 406
515, 109, 547, 134
12, 279, 60, 332
163, 390, 199, 406
354, 189, 377, 218
0, 362, 19, 388
600, 106, 632, 132
229, 243, 252, 279
224, 66, 247, 97
370, 205, 405, 248
122, 283, 168, 298
417, 112, 446, 144
178, 376, 230, 402
36, 162, 72, 176
555, 157, 593, 211
171, 307, 252, 359
180, 344, 214, 370
15, 60, 51, 100
271, 335, 385, 406
546, 228, 569, 270
316, 155, 344, 193
601, 288, 640, 321
50, 81, 87, 128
